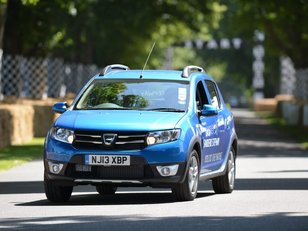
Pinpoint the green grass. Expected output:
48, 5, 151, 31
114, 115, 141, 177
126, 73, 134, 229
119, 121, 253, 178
257, 112, 308, 150
0, 137, 45, 171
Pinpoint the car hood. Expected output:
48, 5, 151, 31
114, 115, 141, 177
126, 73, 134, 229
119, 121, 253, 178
54, 110, 185, 132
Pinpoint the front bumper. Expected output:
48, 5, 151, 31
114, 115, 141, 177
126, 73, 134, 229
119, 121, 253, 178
44, 136, 188, 186
44, 157, 186, 187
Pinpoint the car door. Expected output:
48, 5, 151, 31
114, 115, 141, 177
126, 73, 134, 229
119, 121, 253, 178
204, 80, 228, 171
195, 80, 220, 174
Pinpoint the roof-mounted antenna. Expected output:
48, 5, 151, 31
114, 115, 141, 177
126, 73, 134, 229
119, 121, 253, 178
140, 42, 156, 78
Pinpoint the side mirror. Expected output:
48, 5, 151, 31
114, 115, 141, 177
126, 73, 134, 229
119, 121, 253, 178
201, 104, 218, 116
52, 102, 68, 114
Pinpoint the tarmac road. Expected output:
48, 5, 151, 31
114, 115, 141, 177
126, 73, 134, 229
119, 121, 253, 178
0, 109, 307, 231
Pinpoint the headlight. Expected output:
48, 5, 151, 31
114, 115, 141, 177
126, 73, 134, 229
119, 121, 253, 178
50, 127, 75, 144
146, 129, 181, 145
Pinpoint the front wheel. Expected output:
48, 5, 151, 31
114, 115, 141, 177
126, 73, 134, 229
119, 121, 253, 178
172, 150, 200, 201
212, 147, 236, 193
44, 175, 73, 202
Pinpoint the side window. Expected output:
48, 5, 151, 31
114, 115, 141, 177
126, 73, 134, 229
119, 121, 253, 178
205, 81, 221, 109
195, 81, 209, 111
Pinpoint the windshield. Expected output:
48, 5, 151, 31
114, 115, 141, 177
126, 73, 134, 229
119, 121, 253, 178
75, 79, 190, 112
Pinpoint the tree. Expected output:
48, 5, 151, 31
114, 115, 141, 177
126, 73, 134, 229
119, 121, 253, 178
0, 0, 40, 99
227, 0, 308, 69
0, 1, 6, 50
2, 0, 225, 68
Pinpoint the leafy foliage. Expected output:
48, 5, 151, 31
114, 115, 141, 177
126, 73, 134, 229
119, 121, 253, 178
3, 0, 224, 68
2, 0, 307, 101
225, 0, 308, 68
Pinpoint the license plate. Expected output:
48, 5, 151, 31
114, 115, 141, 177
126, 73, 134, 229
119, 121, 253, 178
85, 155, 130, 166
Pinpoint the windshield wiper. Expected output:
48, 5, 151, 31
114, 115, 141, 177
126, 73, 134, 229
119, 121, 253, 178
146, 108, 185, 112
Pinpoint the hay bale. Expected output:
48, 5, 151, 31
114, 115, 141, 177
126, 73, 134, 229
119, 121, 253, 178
254, 98, 277, 112
0, 99, 71, 149
0, 105, 34, 146
275, 94, 295, 102
33, 105, 55, 137
0, 108, 12, 148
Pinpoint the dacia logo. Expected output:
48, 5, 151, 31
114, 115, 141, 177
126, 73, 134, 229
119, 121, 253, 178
102, 134, 117, 146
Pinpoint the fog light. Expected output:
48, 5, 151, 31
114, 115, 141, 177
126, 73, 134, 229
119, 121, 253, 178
48, 162, 64, 174
156, 165, 179, 177
162, 167, 171, 175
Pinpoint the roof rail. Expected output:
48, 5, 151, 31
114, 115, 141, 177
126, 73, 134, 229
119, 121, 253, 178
99, 64, 130, 76
181, 65, 204, 78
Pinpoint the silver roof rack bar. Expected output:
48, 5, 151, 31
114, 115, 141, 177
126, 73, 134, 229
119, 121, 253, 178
181, 65, 204, 78
100, 64, 130, 76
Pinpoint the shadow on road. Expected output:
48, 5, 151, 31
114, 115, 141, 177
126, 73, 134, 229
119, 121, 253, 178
16, 192, 215, 206
2, 177, 308, 196
0, 213, 307, 231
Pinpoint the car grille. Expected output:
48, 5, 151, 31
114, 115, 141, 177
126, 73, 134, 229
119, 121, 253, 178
73, 131, 147, 150
65, 163, 154, 180
66, 165, 145, 179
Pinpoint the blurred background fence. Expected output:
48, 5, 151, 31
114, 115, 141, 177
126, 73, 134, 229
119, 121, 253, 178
0, 54, 101, 100
0, 53, 308, 102
280, 56, 308, 101
294, 69, 308, 101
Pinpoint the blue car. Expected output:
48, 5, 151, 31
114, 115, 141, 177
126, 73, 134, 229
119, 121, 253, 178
44, 64, 238, 202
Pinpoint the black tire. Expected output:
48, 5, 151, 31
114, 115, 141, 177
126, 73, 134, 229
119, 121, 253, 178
96, 184, 117, 195
44, 175, 73, 202
172, 150, 200, 201
212, 147, 236, 194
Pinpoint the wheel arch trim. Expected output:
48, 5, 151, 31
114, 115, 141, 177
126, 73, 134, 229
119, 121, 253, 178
178, 136, 202, 184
